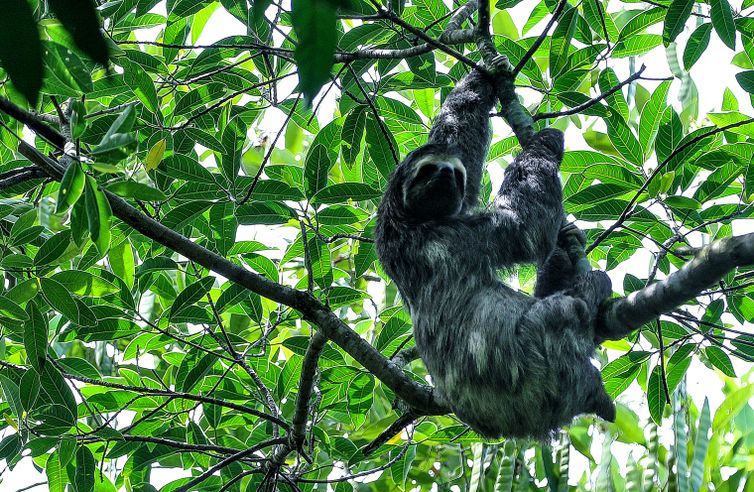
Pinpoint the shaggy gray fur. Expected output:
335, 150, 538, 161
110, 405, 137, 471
375, 69, 615, 439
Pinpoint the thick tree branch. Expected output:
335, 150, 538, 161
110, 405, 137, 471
16, 139, 447, 418
0, 99, 65, 148
0, 167, 47, 191
597, 233, 754, 341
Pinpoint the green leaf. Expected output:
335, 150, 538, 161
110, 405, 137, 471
292, 0, 338, 102
51, 270, 119, 297
221, 116, 246, 182
252, 0, 273, 22
35, 230, 72, 266
177, 352, 215, 393
20, 368, 41, 411
605, 113, 644, 166
122, 60, 158, 113
170, 0, 213, 17
160, 154, 216, 183
39, 364, 77, 424
0, 434, 22, 463
48, 0, 109, 65
313, 183, 381, 204
582, 0, 619, 42
613, 34, 663, 58
618, 8, 666, 41
40, 277, 97, 327
705, 346, 736, 376
304, 144, 333, 197
710, 0, 736, 49
663, 0, 693, 45
690, 399, 711, 491
736, 71, 754, 94
0, 374, 23, 418
666, 345, 693, 394
46, 451, 67, 492
170, 276, 215, 320
106, 181, 166, 201
70, 100, 87, 140
109, 240, 135, 288
713, 383, 754, 429
566, 183, 631, 211
84, 176, 112, 254
683, 23, 712, 70
92, 106, 137, 156
647, 364, 666, 424
0, 0, 42, 104
0, 295, 30, 322
598, 68, 629, 121
42, 42, 93, 96
74, 446, 96, 492
365, 115, 398, 180
57, 160, 86, 213
24, 302, 48, 369
162, 200, 212, 230
341, 106, 367, 166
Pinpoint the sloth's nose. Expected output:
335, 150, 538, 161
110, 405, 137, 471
436, 165, 454, 178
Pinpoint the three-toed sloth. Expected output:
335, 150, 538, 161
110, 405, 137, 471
375, 66, 615, 439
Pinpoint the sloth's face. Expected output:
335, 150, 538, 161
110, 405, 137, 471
403, 154, 466, 221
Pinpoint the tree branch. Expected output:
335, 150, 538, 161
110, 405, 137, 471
597, 233, 754, 341
362, 412, 416, 456
0, 99, 65, 148
0, 167, 47, 191
292, 332, 327, 450
41, 357, 290, 428
587, 116, 754, 253
513, 0, 569, 75
173, 437, 286, 492
16, 138, 447, 418
533, 65, 648, 121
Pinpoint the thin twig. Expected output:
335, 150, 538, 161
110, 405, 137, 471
533, 65, 648, 121
588, 116, 754, 253
513, 0, 569, 75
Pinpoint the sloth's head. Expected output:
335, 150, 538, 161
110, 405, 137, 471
400, 144, 466, 221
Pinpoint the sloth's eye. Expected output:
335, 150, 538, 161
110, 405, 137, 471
415, 163, 438, 182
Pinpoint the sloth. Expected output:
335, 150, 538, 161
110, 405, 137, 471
374, 66, 615, 439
